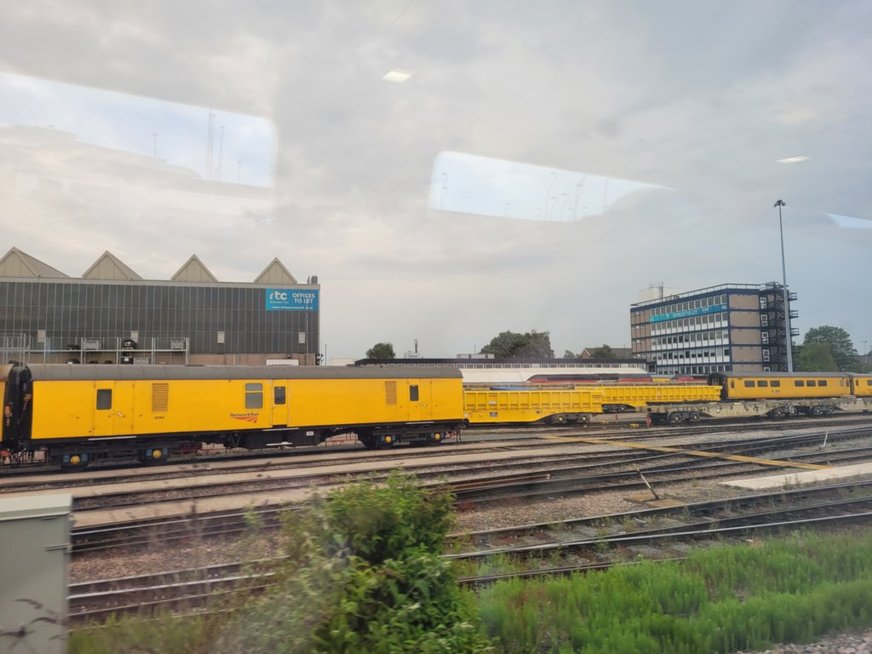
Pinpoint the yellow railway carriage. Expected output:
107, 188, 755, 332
1, 364, 464, 468
709, 372, 853, 401
598, 384, 722, 412
464, 387, 604, 425
848, 374, 872, 397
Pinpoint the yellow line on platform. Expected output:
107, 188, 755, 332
544, 435, 829, 471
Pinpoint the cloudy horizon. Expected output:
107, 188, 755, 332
1, 1, 870, 358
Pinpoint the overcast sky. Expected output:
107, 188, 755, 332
1, 0, 870, 358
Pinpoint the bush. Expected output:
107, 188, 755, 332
71, 473, 491, 654
216, 473, 492, 653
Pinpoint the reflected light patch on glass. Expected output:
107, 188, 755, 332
0, 72, 275, 187
777, 155, 810, 164
382, 69, 413, 84
827, 213, 872, 230
429, 151, 668, 222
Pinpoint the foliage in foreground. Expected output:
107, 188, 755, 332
71, 473, 491, 654
478, 529, 872, 653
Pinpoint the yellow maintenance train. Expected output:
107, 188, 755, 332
2, 363, 871, 468
1, 363, 464, 468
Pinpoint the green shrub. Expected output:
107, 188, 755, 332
72, 473, 491, 654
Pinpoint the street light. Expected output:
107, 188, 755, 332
774, 199, 793, 372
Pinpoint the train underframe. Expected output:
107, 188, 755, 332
646, 396, 872, 425
20, 421, 463, 469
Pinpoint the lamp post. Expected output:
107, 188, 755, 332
774, 199, 793, 372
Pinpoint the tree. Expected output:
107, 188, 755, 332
588, 344, 616, 359
802, 326, 859, 371
795, 343, 839, 372
480, 330, 554, 358
563, 349, 577, 359
365, 342, 395, 359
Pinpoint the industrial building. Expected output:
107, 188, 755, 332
630, 283, 799, 374
0, 247, 320, 365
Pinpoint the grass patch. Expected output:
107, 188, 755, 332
478, 528, 872, 653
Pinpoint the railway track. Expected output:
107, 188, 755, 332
65, 425, 872, 553
6, 413, 871, 484
68, 480, 872, 626
10, 420, 871, 503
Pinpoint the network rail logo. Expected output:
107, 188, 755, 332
265, 288, 319, 311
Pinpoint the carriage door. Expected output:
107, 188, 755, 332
93, 382, 135, 436
272, 383, 288, 427
406, 381, 426, 422
93, 382, 115, 437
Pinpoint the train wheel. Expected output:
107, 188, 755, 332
138, 447, 169, 465
56, 452, 90, 471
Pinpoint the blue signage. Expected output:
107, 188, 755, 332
650, 303, 726, 323
265, 288, 319, 311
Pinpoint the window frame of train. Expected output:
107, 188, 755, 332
245, 383, 264, 409
96, 389, 112, 410
807, 380, 817, 387
409, 384, 419, 402
744, 381, 755, 388
818, 380, 828, 387
757, 380, 769, 387
274, 386, 286, 405
795, 380, 805, 387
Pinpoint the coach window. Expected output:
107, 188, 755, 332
274, 386, 286, 405
807, 380, 817, 387
771, 380, 781, 387
757, 380, 769, 387
795, 380, 805, 387
96, 389, 112, 410
409, 385, 419, 401
245, 383, 264, 409
818, 380, 828, 387
743, 381, 755, 388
